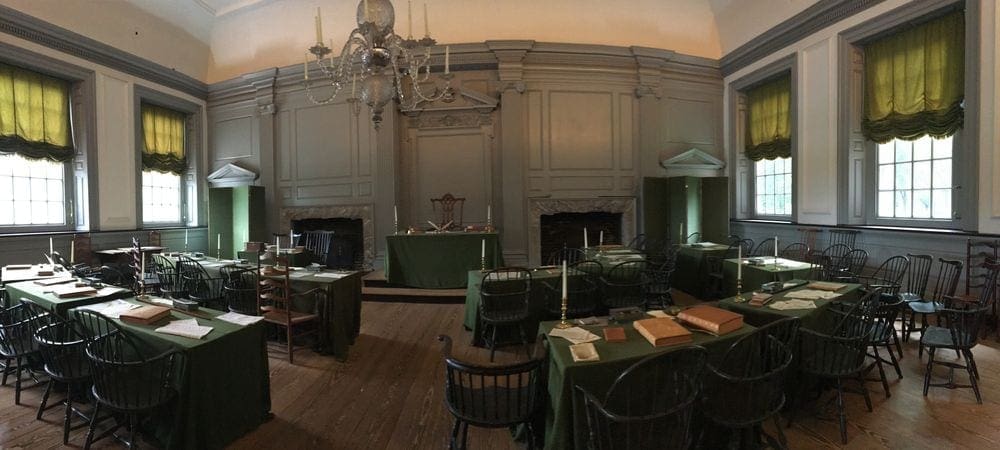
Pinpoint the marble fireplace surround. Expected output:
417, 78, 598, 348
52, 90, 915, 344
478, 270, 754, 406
280, 204, 375, 267
528, 197, 636, 266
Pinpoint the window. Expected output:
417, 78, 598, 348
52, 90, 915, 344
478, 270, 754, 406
0, 62, 74, 229
754, 157, 792, 217
140, 103, 187, 225
876, 135, 952, 220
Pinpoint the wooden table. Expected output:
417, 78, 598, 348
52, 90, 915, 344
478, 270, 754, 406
722, 257, 816, 296
385, 232, 502, 288
716, 281, 862, 329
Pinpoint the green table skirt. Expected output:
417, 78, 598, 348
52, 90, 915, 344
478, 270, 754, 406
721, 258, 815, 297
283, 271, 363, 361
464, 268, 567, 346
385, 233, 502, 288
539, 319, 755, 450
65, 298, 271, 450
673, 245, 732, 298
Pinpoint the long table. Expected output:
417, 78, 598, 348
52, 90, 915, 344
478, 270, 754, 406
5, 280, 131, 316
722, 257, 815, 297
385, 232, 502, 288
539, 318, 754, 450
716, 281, 862, 329
12, 291, 271, 450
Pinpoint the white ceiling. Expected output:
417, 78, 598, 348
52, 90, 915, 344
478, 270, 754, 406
126, 0, 275, 42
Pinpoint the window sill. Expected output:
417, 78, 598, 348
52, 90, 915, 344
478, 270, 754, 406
732, 219, 794, 225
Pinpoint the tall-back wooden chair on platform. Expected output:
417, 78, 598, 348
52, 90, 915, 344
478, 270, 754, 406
257, 257, 320, 364
575, 346, 707, 450
430, 193, 465, 229
438, 335, 546, 450
479, 267, 532, 362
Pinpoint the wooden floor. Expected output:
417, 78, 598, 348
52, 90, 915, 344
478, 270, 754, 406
3, 297, 1000, 449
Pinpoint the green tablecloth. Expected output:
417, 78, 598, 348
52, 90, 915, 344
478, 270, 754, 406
673, 244, 732, 298
5, 280, 132, 316
67, 298, 270, 450
540, 318, 755, 450
722, 257, 816, 297
267, 270, 363, 361
716, 282, 862, 330
385, 232, 502, 288
464, 268, 571, 346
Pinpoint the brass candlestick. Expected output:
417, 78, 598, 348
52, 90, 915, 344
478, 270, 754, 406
481, 256, 486, 272
736, 278, 743, 296
555, 295, 572, 329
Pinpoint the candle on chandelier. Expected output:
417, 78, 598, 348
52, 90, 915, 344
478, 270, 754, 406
444, 45, 450, 74
408, 0, 413, 38
303, 54, 309, 80
315, 7, 323, 44
423, 3, 429, 37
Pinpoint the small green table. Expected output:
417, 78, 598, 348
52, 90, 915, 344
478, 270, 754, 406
716, 281, 862, 330
385, 232, 502, 288
5, 280, 131, 316
68, 298, 271, 450
264, 270, 363, 361
673, 243, 732, 298
722, 257, 816, 297
539, 318, 755, 450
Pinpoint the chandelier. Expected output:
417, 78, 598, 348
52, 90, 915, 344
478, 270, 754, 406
303, 0, 454, 129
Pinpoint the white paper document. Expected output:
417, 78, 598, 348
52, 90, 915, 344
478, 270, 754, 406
289, 271, 312, 278
769, 299, 818, 310
77, 300, 140, 318
155, 318, 213, 339
549, 326, 601, 345
217, 311, 265, 326
314, 272, 349, 279
784, 289, 841, 300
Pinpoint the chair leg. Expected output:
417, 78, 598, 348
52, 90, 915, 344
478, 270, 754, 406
891, 328, 903, 359
886, 342, 902, 379
459, 420, 469, 450
526, 422, 536, 450
14, 356, 22, 406
489, 324, 498, 363
964, 349, 983, 404
835, 377, 848, 444
773, 415, 788, 450
0, 357, 9, 386
63, 384, 73, 445
449, 419, 461, 450
128, 413, 137, 449
923, 347, 936, 396
36, 379, 54, 420
871, 345, 890, 399
84, 402, 101, 450
858, 373, 873, 412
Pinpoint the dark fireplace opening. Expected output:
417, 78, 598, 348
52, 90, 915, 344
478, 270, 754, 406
540, 212, 622, 262
291, 217, 363, 269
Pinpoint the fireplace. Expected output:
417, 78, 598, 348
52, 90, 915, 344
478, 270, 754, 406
528, 198, 636, 266
291, 218, 364, 269
280, 205, 375, 269
540, 212, 622, 262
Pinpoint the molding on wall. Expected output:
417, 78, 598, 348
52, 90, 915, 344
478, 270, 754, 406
0, 5, 207, 98
720, 0, 885, 77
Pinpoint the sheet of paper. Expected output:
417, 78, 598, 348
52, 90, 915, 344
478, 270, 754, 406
784, 289, 841, 300
569, 342, 600, 362
217, 311, 265, 326
289, 271, 312, 278
77, 300, 140, 318
549, 326, 601, 345
314, 272, 349, 279
155, 318, 213, 339
769, 299, 817, 310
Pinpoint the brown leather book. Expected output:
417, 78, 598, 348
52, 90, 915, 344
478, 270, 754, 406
603, 327, 626, 343
678, 306, 744, 335
632, 317, 692, 347
51, 285, 97, 298
119, 305, 171, 325
807, 281, 847, 292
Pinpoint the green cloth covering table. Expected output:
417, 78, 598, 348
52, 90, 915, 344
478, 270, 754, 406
716, 281, 862, 329
673, 243, 732, 298
465, 268, 579, 346
51, 296, 270, 450
4, 280, 131, 316
385, 232, 502, 288
539, 318, 755, 450
264, 269, 363, 361
722, 257, 816, 297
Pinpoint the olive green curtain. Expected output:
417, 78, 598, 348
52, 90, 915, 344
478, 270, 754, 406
745, 74, 791, 161
141, 103, 187, 175
0, 62, 73, 162
862, 10, 964, 144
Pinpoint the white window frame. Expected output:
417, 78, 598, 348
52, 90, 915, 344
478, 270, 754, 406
751, 157, 793, 219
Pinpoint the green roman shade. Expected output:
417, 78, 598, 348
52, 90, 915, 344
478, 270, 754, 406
862, 10, 965, 144
0, 62, 73, 162
745, 74, 791, 161
141, 103, 187, 175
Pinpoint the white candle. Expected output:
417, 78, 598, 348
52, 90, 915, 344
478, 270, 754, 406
394, 205, 398, 224
561, 260, 567, 299
737, 244, 742, 280
364, 0, 370, 22
275, 236, 280, 254
481, 239, 486, 259
140, 252, 145, 287
583, 228, 588, 248
486, 204, 491, 225
599, 230, 604, 246
444, 45, 450, 74
49, 237, 53, 255
774, 236, 778, 258
184, 229, 189, 247
217, 233, 221, 257
290, 231, 294, 248
70, 240, 74, 264
303, 54, 309, 80
423, 3, 429, 36
407, 0, 413, 37
315, 7, 322, 44
679, 224, 684, 243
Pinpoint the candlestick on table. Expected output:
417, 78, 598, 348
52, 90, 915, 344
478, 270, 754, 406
774, 235, 779, 271
480, 239, 486, 271
583, 228, 588, 248
599, 230, 604, 247
737, 244, 743, 294
49, 237, 53, 256
70, 240, 74, 264
139, 252, 146, 297
184, 229, 189, 252
555, 260, 571, 329
217, 234, 222, 259
394, 205, 399, 234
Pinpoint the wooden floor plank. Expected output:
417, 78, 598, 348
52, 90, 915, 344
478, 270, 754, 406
3, 298, 1000, 449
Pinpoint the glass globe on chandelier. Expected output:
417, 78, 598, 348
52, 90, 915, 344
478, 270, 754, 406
303, 0, 454, 130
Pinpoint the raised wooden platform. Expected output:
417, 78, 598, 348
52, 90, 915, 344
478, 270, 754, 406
361, 270, 466, 298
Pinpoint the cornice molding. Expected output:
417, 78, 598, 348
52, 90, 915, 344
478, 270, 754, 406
720, 0, 885, 77
0, 4, 208, 99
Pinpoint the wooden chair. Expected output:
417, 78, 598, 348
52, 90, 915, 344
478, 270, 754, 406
72, 234, 96, 267
257, 257, 321, 364
575, 346, 707, 450
225, 268, 261, 316
752, 238, 777, 257
828, 229, 860, 249
797, 227, 822, 253
904, 258, 966, 350
545, 247, 585, 266
686, 232, 702, 244
430, 193, 466, 229
601, 261, 648, 309
922, 306, 990, 403
779, 242, 810, 262
438, 335, 546, 450
0, 302, 49, 405
34, 321, 94, 444
541, 271, 597, 319
479, 267, 532, 362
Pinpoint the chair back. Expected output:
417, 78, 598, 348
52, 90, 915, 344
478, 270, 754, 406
903, 253, 934, 299
579, 346, 707, 450
546, 247, 586, 266
438, 334, 545, 426
602, 261, 648, 309
148, 231, 161, 247
642, 264, 675, 310
0, 303, 42, 358
822, 244, 852, 263
754, 316, 801, 351
258, 257, 293, 316
703, 333, 792, 428
225, 268, 261, 316
968, 261, 1000, 309
686, 232, 702, 244
628, 234, 647, 251
752, 238, 777, 257
779, 243, 810, 262
871, 294, 905, 343
828, 229, 860, 248
928, 258, 964, 304
938, 306, 990, 349
98, 265, 130, 288
430, 193, 465, 228
34, 321, 90, 382
736, 239, 754, 257
841, 248, 869, 277
479, 268, 531, 323
86, 333, 178, 412
150, 254, 183, 297
870, 255, 910, 295
72, 234, 95, 266
800, 288, 882, 377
